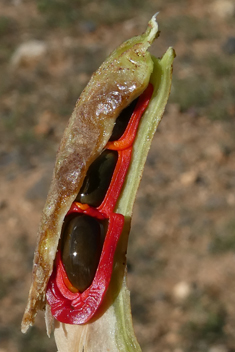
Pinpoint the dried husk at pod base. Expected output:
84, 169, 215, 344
54, 46, 175, 352
21, 15, 159, 333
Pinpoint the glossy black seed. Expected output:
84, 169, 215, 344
61, 214, 105, 292
76, 150, 118, 207
109, 98, 138, 141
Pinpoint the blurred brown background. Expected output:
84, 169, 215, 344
0, 0, 235, 351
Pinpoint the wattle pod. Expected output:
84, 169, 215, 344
54, 46, 175, 352
21, 14, 159, 333
22, 14, 175, 352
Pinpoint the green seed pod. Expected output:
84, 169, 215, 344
54, 17, 175, 352
21, 13, 160, 334
22, 14, 175, 352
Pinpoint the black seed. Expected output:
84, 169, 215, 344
76, 150, 118, 207
61, 214, 105, 292
109, 98, 138, 141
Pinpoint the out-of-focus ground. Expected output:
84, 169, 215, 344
0, 1, 235, 351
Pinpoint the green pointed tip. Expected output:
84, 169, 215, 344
144, 13, 160, 45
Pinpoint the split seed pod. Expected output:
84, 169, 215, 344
22, 15, 175, 351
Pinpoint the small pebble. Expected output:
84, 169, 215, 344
209, 0, 235, 19
173, 281, 191, 301
180, 170, 198, 186
209, 345, 228, 352
11, 40, 47, 68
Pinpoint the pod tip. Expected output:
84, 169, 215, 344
145, 13, 160, 44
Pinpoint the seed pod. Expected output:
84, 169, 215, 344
22, 14, 176, 352
54, 23, 175, 352
21, 14, 160, 333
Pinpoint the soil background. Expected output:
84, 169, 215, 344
0, 1, 235, 351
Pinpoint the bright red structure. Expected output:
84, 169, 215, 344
46, 83, 153, 324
